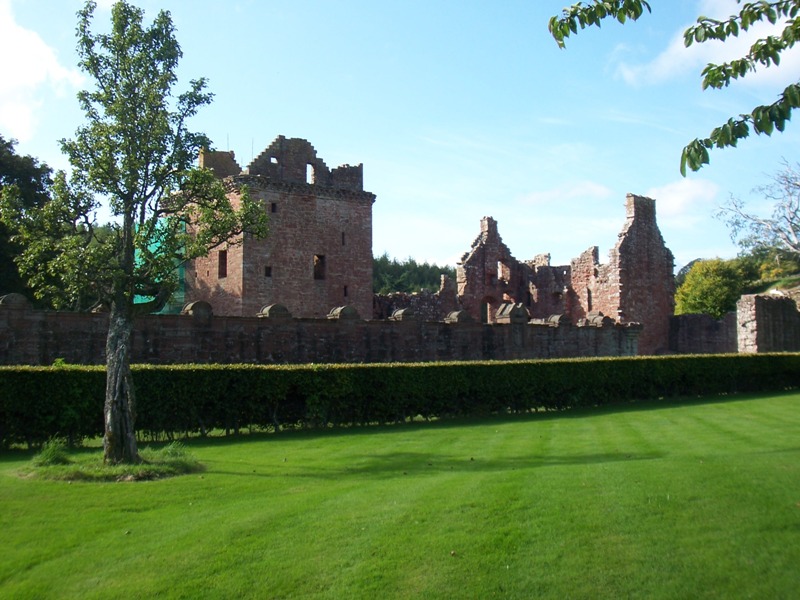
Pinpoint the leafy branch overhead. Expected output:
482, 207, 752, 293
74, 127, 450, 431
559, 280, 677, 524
549, 1, 800, 174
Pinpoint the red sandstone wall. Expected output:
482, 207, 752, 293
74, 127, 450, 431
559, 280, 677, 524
737, 294, 800, 352
614, 196, 675, 354
0, 301, 640, 366
187, 138, 375, 320
456, 196, 675, 354
457, 217, 525, 323
669, 313, 737, 354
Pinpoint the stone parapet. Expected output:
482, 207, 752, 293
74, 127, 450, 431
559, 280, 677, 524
0, 301, 640, 365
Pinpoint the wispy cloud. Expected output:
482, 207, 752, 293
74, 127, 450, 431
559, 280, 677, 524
0, 0, 82, 141
645, 178, 720, 228
613, 0, 800, 90
518, 180, 613, 206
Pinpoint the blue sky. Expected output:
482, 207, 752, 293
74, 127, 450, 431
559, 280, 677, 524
2, 0, 799, 272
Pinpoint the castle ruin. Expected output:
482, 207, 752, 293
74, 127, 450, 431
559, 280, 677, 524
190, 138, 674, 355
455, 195, 675, 355
4, 135, 797, 366
189, 136, 375, 320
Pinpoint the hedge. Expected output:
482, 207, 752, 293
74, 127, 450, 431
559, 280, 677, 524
1, 354, 799, 448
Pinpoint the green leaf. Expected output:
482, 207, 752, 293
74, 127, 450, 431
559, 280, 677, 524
695, 27, 706, 43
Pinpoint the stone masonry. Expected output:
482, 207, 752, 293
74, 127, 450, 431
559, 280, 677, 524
455, 194, 675, 354
188, 136, 376, 319
0, 294, 640, 365
737, 293, 800, 352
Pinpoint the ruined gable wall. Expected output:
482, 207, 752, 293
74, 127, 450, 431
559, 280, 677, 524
245, 136, 364, 192
198, 149, 241, 178
457, 217, 531, 323
614, 195, 675, 354
456, 194, 675, 353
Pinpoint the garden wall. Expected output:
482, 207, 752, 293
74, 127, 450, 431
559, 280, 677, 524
0, 295, 639, 365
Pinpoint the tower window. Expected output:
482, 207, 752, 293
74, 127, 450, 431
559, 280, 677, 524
344, 285, 348, 297
218, 250, 228, 279
342, 231, 346, 246
313, 255, 326, 280
264, 266, 272, 278
270, 202, 277, 213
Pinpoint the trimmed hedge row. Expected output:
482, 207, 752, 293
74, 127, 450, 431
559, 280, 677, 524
2, 354, 799, 447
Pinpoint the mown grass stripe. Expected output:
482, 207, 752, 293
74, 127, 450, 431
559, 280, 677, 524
2, 392, 800, 599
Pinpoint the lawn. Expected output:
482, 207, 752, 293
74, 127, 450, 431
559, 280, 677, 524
1, 392, 799, 599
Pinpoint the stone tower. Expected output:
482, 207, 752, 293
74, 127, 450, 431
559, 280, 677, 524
187, 136, 376, 319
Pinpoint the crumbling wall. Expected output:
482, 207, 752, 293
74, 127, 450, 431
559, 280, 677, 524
373, 275, 460, 321
613, 195, 675, 354
0, 297, 640, 365
198, 148, 241, 178
526, 254, 570, 319
737, 294, 800, 352
244, 135, 364, 191
455, 194, 675, 354
456, 217, 530, 323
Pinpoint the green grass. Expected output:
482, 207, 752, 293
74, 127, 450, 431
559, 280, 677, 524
746, 274, 800, 294
24, 441, 203, 482
2, 392, 800, 599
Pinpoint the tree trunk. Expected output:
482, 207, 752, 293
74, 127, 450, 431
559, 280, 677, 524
103, 303, 140, 464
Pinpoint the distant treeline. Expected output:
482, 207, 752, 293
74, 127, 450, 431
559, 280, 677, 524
373, 253, 456, 294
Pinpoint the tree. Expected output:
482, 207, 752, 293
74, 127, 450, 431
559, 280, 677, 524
0, 136, 53, 301
373, 253, 456, 294
718, 162, 800, 260
735, 241, 800, 280
674, 258, 748, 318
549, 1, 800, 174
675, 258, 701, 288
0, 1, 268, 464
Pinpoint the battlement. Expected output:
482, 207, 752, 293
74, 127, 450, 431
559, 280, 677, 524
199, 136, 365, 192
198, 148, 241, 178
245, 136, 364, 191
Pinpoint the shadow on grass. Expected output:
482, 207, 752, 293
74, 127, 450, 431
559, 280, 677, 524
210, 450, 665, 482
177, 390, 793, 450
3, 390, 795, 460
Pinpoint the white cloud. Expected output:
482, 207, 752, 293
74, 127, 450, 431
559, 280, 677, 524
645, 178, 720, 227
614, 0, 800, 91
0, 0, 82, 141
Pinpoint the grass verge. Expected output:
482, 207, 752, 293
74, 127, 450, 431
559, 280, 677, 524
1, 392, 799, 599
22, 440, 203, 482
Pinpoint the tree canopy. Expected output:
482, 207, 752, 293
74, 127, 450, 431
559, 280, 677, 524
674, 258, 749, 318
0, 136, 53, 302
0, 1, 268, 464
373, 253, 456, 294
549, 1, 800, 174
